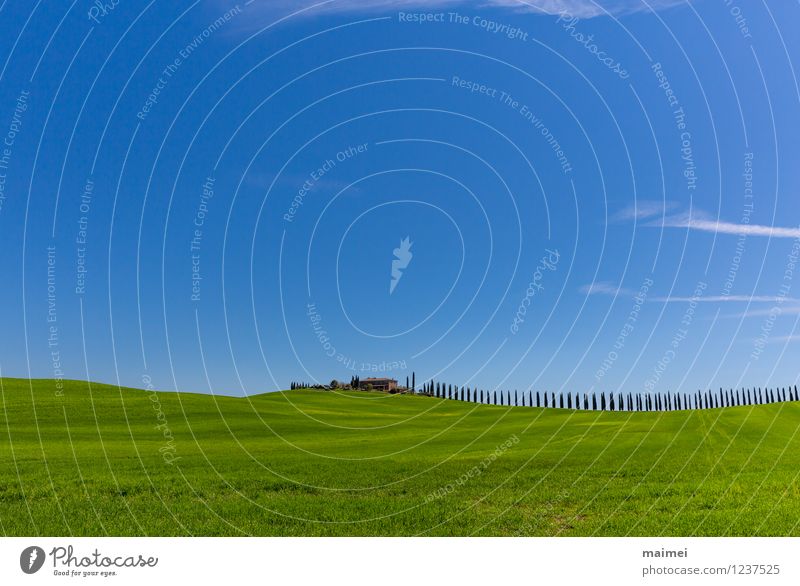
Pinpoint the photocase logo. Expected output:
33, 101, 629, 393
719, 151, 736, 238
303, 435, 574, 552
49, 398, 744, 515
20, 546, 45, 574
390, 237, 413, 294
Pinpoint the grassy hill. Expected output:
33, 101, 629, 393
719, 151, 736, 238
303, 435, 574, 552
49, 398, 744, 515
1, 377, 799, 536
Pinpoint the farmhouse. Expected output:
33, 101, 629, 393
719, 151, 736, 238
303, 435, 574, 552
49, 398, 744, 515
362, 377, 398, 392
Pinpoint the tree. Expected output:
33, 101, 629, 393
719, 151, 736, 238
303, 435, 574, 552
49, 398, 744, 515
559, 394, 564, 409
567, 393, 572, 409
537, 392, 541, 407
600, 392, 606, 411
544, 393, 548, 408
592, 393, 597, 410
330, 379, 340, 389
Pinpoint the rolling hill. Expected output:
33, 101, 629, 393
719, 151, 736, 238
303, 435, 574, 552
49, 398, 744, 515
1, 378, 798, 536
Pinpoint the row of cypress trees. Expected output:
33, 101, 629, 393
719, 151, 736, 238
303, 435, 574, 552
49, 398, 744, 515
415, 380, 800, 412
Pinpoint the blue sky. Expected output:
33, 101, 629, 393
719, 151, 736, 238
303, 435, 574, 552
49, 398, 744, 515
0, 0, 799, 397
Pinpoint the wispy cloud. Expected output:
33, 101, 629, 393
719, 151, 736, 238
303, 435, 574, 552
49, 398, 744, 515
580, 281, 636, 296
650, 210, 800, 240
652, 295, 799, 303
612, 199, 679, 222
583, 283, 800, 312
723, 304, 800, 319
765, 334, 800, 344
244, 0, 688, 20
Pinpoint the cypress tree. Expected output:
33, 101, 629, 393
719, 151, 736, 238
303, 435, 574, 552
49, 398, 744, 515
592, 393, 597, 410
559, 394, 564, 409
601, 392, 606, 411
552, 392, 556, 408
584, 393, 589, 410
544, 393, 548, 408
412, 372, 415, 393
537, 392, 541, 407
567, 393, 572, 409
529, 391, 533, 407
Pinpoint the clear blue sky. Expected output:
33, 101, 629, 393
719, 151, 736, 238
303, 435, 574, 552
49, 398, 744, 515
0, 0, 798, 397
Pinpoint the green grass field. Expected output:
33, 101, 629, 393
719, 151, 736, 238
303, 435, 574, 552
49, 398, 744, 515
1, 378, 799, 536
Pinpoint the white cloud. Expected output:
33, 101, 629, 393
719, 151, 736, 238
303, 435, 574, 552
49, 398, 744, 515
652, 295, 798, 303
612, 199, 679, 222
651, 210, 800, 239
250, 0, 688, 19
765, 334, 800, 344
580, 281, 636, 296
723, 304, 800, 319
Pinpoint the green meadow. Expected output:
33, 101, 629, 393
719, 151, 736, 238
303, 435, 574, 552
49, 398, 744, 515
1, 378, 799, 536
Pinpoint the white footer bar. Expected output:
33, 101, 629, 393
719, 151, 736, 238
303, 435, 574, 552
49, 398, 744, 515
1, 537, 796, 585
